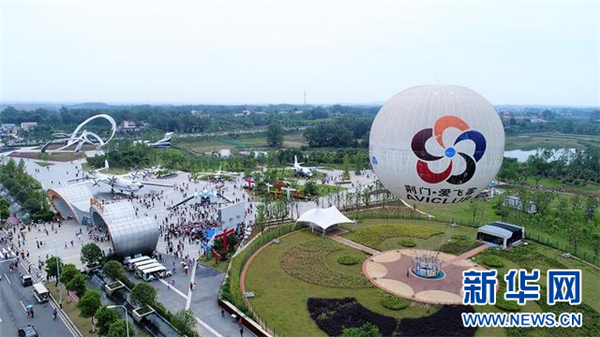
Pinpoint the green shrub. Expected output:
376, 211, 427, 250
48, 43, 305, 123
481, 255, 504, 268
337, 255, 360, 265
398, 239, 416, 247
342, 323, 380, 337
380, 294, 410, 310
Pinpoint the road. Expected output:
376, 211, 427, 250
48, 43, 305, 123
0, 245, 75, 337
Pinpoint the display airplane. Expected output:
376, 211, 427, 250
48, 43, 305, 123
69, 160, 144, 194
291, 155, 316, 177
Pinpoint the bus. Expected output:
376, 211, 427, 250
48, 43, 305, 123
141, 265, 172, 282
135, 262, 164, 278
124, 256, 150, 271
33, 283, 50, 303
131, 259, 158, 271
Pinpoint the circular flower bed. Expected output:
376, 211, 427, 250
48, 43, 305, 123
380, 294, 410, 310
280, 240, 372, 288
337, 255, 360, 265
398, 239, 416, 248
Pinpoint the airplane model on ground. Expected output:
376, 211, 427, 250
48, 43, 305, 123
291, 155, 317, 177
69, 160, 145, 194
149, 132, 174, 148
197, 165, 239, 181
133, 132, 174, 148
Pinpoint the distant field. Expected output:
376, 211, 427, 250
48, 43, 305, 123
505, 132, 600, 150
178, 132, 305, 153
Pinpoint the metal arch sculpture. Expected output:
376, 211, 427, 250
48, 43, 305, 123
42, 114, 117, 153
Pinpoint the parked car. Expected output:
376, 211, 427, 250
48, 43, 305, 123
18, 325, 39, 337
21, 275, 33, 287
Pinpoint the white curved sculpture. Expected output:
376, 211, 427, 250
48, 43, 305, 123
42, 114, 117, 153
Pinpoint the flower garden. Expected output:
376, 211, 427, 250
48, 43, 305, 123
237, 219, 600, 337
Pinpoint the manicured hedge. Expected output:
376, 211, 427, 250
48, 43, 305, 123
337, 255, 360, 266
399, 239, 416, 247
380, 294, 409, 310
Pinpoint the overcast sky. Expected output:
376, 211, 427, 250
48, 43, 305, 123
1, 1, 599, 106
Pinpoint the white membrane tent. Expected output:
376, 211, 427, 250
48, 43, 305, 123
296, 206, 354, 236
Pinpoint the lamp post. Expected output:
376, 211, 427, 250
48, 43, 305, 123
107, 305, 129, 337
45, 240, 62, 307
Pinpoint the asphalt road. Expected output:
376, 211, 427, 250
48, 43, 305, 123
0, 245, 75, 337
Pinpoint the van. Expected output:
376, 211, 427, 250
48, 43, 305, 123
32, 283, 49, 303
21, 275, 33, 287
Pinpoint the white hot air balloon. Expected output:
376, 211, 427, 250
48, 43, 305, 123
369, 85, 505, 205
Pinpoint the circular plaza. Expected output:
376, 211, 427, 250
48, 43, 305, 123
363, 249, 489, 305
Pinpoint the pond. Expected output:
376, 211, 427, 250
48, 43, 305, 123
504, 148, 576, 163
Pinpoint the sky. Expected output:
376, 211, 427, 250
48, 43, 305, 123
1, 0, 599, 106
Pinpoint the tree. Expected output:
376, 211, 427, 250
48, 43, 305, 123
304, 181, 317, 196
341, 323, 379, 337
81, 243, 103, 267
107, 319, 135, 337
60, 264, 80, 285
103, 260, 126, 281
130, 283, 157, 307
67, 273, 89, 298
45, 256, 62, 281
266, 122, 284, 148
171, 309, 199, 337
342, 154, 351, 180
95, 306, 119, 336
77, 289, 101, 333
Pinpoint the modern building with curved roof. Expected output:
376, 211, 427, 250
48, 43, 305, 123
47, 186, 159, 256
89, 201, 159, 256
47, 185, 94, 224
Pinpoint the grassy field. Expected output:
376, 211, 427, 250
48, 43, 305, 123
179, 132, 305, 153
523, 177, 600, 196
505, 132, 600, 151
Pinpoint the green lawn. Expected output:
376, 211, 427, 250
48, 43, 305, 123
524, 177, 600, 196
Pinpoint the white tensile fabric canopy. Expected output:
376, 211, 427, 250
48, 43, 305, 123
296, 206, 354, 235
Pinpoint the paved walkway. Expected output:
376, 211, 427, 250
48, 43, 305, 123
328, 230, 380, 255
441, 244, 489, 268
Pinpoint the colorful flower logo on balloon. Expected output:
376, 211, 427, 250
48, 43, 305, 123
411, 115, 486, 184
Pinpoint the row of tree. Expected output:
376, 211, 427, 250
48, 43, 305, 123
0, 158, 53, 221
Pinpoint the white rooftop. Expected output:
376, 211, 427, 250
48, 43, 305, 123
296, 206, 353, 231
